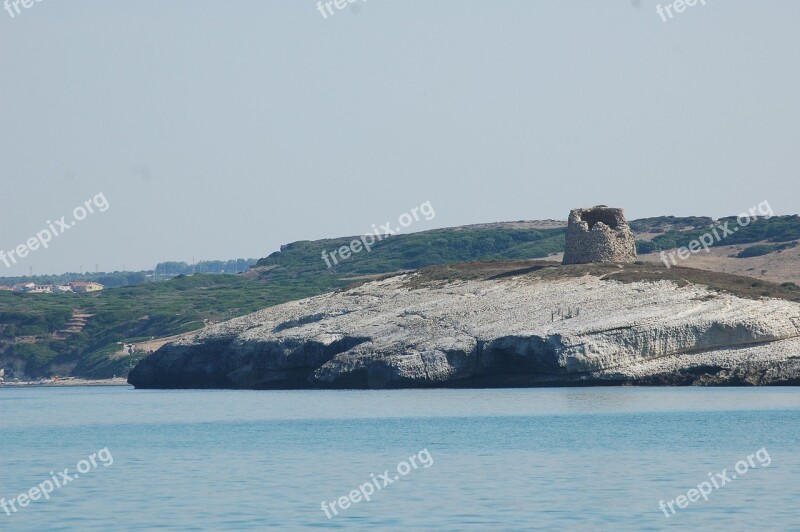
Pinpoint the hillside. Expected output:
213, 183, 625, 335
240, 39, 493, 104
251, 214, 800, 285
2, 215, 800, 382
0, 274, 345, 380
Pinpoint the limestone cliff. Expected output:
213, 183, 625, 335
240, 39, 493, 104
128, 263, 800, 389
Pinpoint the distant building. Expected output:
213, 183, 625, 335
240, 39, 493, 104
69, 282, 104, 293
12, 283, 36, 292
6, 282, 97, 294
28, 285, 54, 294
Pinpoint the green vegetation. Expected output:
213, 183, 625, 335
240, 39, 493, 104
628, 216, 713, 233
154, 259, 256, 276
72, 345, 145, 379
736, 241, 798, 258
0, 274, 347, 378
635, 215, 800, 254
256, 226, 566, 276
8, 343, 60, 375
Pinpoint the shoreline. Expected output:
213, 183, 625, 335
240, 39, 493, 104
0, 377, 130, 388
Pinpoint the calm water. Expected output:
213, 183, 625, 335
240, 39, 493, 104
1, 386, 799, 531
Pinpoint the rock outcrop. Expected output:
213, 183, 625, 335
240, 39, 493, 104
128, 266, 800, 389
562, 206, 637, 264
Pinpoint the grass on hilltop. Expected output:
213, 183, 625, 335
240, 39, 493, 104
402, 260, 800, 302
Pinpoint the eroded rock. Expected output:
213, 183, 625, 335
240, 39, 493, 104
128, 272, 800, 389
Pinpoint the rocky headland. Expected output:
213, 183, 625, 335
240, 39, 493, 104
128, 262, 800, 389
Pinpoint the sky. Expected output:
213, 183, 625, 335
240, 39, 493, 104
1, 1, 798, 275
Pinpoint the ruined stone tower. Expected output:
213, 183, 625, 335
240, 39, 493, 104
562, 206, 637, 265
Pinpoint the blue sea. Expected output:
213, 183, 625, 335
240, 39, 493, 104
1, 386, 798, 530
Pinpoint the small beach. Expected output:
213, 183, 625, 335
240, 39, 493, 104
0, 377, 129, 387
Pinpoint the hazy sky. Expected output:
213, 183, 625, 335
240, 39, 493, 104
1, 1, 798, 275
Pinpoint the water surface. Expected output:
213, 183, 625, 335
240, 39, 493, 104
1, 386, 798, 530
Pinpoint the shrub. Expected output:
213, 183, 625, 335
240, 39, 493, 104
737, 244, 778, 258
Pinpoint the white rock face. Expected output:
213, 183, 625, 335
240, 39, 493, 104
128, 273, 800, 389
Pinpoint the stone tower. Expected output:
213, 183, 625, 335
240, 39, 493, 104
562, 206, 637, 265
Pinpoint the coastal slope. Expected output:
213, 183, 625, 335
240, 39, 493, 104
128, 262, 800, 389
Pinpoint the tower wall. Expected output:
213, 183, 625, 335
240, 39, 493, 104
562, 206, 637, 265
